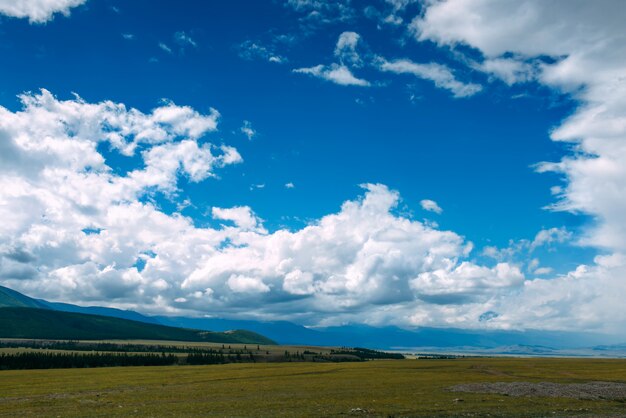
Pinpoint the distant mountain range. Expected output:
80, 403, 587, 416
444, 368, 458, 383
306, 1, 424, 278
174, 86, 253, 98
0, 286, 273, 344
1, 284, 622, 350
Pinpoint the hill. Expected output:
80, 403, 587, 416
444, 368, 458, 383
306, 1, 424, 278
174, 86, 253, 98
0, 286, 49, 309
0, 307, 275, 344
39, 301, 161, 324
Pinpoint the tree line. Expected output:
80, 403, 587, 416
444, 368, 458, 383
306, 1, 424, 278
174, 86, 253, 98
0, 340, 258, 354
0, 352, 178, 370
330, 347, 405, 360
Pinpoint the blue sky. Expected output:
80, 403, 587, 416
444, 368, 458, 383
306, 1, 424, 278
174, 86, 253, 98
1, 1, 581, 244
1, 0, 625, 332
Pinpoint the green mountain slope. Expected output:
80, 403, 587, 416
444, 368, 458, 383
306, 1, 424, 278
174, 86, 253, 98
0, 307, 275, 344
0, 286, 49, 309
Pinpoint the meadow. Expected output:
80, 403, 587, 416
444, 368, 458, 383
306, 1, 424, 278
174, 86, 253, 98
2, 357, 626, 417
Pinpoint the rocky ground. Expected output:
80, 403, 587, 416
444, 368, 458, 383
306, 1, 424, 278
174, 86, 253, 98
451, 381, 626, 400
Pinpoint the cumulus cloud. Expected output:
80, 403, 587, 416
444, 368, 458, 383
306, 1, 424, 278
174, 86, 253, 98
0, 89, 615, 331
1, 91, 623, 334
0, 0, 86, 23
3, 98, 525, 328
413, 262, 524, 305
410, 0, 626, 331
0, 89, 241, 307
420, 199, 442, 214
212, 206, 263, 231
485, 254, 626, 332
294, 63, 370, 86
379, 58, 482, 98
181, 183, 480, 319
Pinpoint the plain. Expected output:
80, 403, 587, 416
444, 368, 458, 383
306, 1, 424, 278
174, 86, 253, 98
2, 357, 626, 417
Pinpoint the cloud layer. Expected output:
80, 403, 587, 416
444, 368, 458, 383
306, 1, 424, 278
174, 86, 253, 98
410, 0, 626, 331
0, 90, 532, 327
1, 83, 625, 332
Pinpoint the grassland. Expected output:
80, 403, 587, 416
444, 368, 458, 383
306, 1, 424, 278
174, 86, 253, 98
2, 357, 626, 417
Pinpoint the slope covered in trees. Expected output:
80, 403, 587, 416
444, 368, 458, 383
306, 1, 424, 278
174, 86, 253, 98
0, 307, 275, 344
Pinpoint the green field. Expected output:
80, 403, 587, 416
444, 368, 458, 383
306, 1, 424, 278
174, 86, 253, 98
2, 358, 626, 417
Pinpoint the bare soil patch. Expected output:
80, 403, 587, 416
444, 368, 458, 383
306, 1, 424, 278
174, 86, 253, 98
451, 381, 626, 400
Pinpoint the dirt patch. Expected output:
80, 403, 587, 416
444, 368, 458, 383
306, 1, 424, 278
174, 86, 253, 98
451, 381, 626, 400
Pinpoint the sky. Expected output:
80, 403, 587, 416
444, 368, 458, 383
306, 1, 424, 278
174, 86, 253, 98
0, 0, 625, 333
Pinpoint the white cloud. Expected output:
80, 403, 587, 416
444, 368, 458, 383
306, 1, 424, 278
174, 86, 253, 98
181, 183, 476, 317
383, 0, 417, 25
294, 64, 370, 87
0, 90, 622, 332
0, 90, 240, 310
482, 227, 572, 268
420, 199, 442, 214
285, 182, 295, 189
122, 33, 135, 41
294, 32, 370, 87
158, 43, 172, 54
238, 40, 286, 64
409, 0, 626, 332
174, 31, 197, 48
530, 227, 571, 252
485, 254, 626, 332
4, 106, 507, 327
334, 31, 362, 67
385, 0, 416, 12
285, 0, 353, 25
5, 2, 626, 333
240, 120, 256, 140
413, 0, 626, 252
227, 275, 271, 293
212, 206, 263, 231
0, 90, 576, 329
379, 58, 482, 98
412, 262, 524, 305
477, 57, 537, 85
533, 267, 553, 275
0, 0, 86, 23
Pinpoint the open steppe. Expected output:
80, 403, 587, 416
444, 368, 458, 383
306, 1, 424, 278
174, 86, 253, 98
2, 357, 626, 417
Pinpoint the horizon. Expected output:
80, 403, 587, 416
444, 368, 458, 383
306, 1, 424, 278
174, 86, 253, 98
1, 0, 626, 338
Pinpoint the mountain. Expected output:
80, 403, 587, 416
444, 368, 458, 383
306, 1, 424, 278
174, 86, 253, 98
155, 316, 327, 345
153, 318, 619, 350
1, 285, 159, 324
39, 301, 162, 324
312, 324, 619, 350
0, 285, 49, 309
0, 307, 275, 344
1, 284, 621, 350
